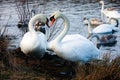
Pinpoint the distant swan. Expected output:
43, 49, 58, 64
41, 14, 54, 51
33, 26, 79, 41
83, 17, 118, 38
83, 17, 102, 28
99, 0, 120, 26
47, 11, 99, 63
20, 14, 49, 58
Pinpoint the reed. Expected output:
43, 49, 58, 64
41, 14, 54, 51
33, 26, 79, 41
74, 55, 120, 80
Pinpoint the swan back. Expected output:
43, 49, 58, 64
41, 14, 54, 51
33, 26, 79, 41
92, 24, 118, 34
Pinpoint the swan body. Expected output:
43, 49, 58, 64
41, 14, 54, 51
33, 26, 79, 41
92, 24, 118, 34
20, 14, 49, 57
84, 18, 118, 36
48, 11, 99, 63
103, 11, 120, 19
84, 17, 102, 27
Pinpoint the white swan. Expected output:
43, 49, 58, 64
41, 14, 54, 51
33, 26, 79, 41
100, 0, 120, 22
20, 14, 49, 58
47, 11, 99, 63
83, 17, 118, 38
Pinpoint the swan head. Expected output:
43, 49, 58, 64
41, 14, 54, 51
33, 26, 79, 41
83, 17, 89, 25
49, 11, 63, 26
29, 14, 50, 29
34, 20, 46, 31
99, 0, 104, 5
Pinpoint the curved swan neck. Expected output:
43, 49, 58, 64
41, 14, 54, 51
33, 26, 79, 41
86, 20, 92, 34
28, 17, 36, 33
101, 1, 104, 12
55, 14, 70, 43
91, 35, 100, 41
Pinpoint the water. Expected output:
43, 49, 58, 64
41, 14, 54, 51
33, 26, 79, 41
0, 0, 120, 60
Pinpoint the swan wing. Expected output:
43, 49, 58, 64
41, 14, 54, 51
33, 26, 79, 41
62, 34, 88, 42
92, 24, 115, 34
20, 32, 47, 55
57, 35, 99, 62
20, 32, 35, 54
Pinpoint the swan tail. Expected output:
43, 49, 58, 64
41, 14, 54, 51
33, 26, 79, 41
112, 28, 119, 34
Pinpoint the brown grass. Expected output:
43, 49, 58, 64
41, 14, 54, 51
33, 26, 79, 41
74, 56, 120, 80
0, 36, 9, 52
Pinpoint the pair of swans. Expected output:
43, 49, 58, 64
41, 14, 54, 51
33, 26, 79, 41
100, 0, 120, 25
20, 11, 100, 63
20, 14, 49, 58
83, 17, 117, 47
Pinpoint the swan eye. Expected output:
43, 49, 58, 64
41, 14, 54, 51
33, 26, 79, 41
83, 17, 86, 20
50, 16, 55, 21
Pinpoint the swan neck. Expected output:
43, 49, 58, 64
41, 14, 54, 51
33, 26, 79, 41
101, 2, 104, 12
87, 20, 92, 34
28, 17, 36, 33
91, 35, 100, 41
55, 15, 70, 43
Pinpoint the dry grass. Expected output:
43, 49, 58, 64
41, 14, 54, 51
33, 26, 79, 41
0, 36, 9, 52
74, 56, 120, 80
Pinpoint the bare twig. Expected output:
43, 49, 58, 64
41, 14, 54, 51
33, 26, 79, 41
47, 21, 63, 41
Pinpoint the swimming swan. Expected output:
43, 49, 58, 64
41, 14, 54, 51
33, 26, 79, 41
100, 0, 120, 24
83, 17, 102, 28
83, 17, 118, 38
47, 11, 99, 63
20, 14, 49, 58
